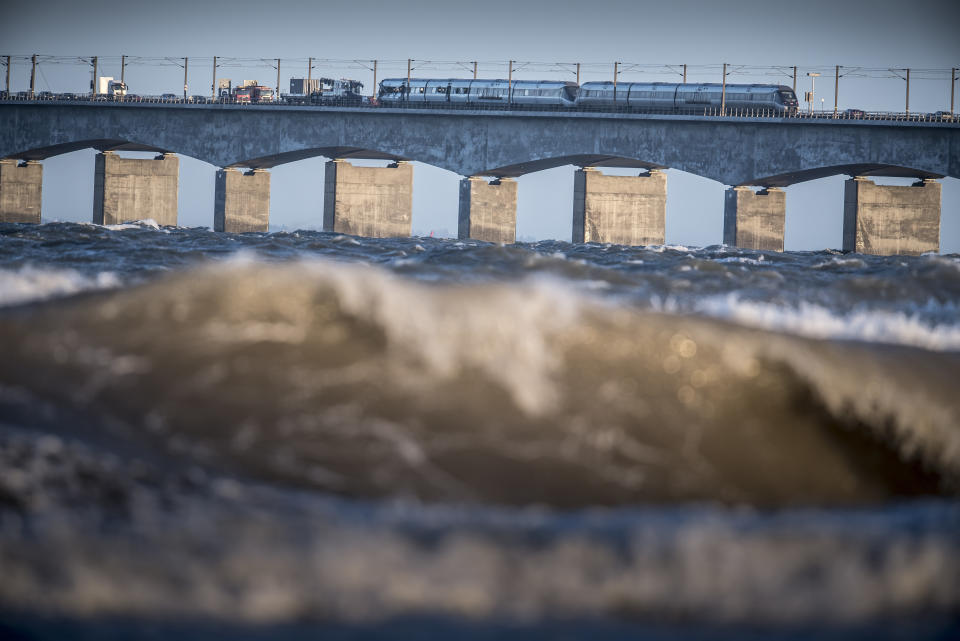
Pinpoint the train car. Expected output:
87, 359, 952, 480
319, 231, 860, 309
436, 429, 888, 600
576, 81, 799, 113
378, 78, 577, 107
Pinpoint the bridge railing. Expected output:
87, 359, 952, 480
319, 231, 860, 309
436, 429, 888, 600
1, 92, 956, 123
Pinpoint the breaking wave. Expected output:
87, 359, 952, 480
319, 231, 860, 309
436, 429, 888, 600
0, 257, 957, 507
0, 238, 958, 635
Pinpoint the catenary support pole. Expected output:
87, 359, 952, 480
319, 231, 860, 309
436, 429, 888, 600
372, 60, 377, 98
276, 58, 280, 100
307, 57, 312, 87
211, 56, 217, 100
906, 68, 910, 114
183, 57, 188, 98
682, 63, 687, 84
5, 56, 10, 94
90, 56, 95, 96
576, 62, 580, 85
834, 65, 840, 115
792, 66, 797, 91
508, 60, 513, 105
30, 54, 37, 98
721, 63, 727, 114
473, 61, 477, 79
952, 68, 956, 115
613, 61, 618, 103
120, 54, 125, 86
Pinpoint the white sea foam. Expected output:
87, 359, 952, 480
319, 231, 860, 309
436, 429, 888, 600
715, 255, 766, 265
105, 218, 161, 231
647, 244, 693, 253
811, 256, 867, 270
681, 294, 960, 352
0, 266, 121, 308
198, 257, 584, 416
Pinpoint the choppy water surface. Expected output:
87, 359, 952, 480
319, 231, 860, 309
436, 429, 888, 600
1, 221, 958, 639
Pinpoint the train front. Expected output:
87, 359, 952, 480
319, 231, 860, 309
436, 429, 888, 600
777, 86, 799, 114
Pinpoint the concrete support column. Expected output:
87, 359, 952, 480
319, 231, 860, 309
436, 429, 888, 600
0, 160, 42, 223
457, 176, 517, 243
93, 152, 179, 226
323, 159, 412, 238
214, 168, 270, 233
723, 186, 785, 251
572, 167, 666, 246
842, 177, 940, 255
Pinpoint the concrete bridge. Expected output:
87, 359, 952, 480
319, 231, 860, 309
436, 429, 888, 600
1, 101, 958, 253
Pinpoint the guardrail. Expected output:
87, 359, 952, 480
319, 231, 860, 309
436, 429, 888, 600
1, 93, 956, 123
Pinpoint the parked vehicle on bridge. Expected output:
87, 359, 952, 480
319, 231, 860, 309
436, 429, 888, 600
231, 85, 275, 104
283, 78, 365, 105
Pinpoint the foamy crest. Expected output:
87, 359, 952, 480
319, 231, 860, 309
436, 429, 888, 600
689, 294, 960, 351
311, 262, 583, 415
196, 257, 583, 416
0, 265, 121, 308
104, 218, 161, 231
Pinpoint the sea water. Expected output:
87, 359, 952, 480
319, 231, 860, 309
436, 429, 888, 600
0, 221, 958, 639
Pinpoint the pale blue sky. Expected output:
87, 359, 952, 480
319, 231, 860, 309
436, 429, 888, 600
3, 0, 959, 250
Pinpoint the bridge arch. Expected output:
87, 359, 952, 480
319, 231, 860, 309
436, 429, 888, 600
745, 162, 946, 188
471, 152, 662, 178
4, 139, 170, 161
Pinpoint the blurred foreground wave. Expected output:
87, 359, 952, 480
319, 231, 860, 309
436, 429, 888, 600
0, 222, 958, 637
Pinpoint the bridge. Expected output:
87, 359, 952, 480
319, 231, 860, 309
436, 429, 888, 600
1, 100, 958, 254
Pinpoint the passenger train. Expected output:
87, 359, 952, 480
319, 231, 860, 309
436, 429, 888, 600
378, 78, 799, 113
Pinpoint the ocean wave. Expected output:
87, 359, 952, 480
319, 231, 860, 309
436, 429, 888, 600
685, 294, 960, 351
0, 265, 121, 307
0, 425, 957, 627
0, 257, 956, 508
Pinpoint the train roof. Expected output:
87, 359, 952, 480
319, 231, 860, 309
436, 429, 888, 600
580, 81, 795, 92
380, 78, 577, 88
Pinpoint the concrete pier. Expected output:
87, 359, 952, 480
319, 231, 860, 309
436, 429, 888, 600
842, 177, 940, 255
723, 186, 785, 251
93, 152, 179, 226
214, 168, 270, 233
457, 176, 517, 243
572, 168, 666, 246
323, 160, 412, 238
0, 160, 42, 223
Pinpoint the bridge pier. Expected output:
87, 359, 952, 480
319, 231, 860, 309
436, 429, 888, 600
572, 167, 666, 246
323, 159, 412, 238
0, 159, 42, 223
214, 168, 270, 233
458, 176, 517, 243
93, 152, 179, 226
842, 177, 940, 255
723, 186, 785, 251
